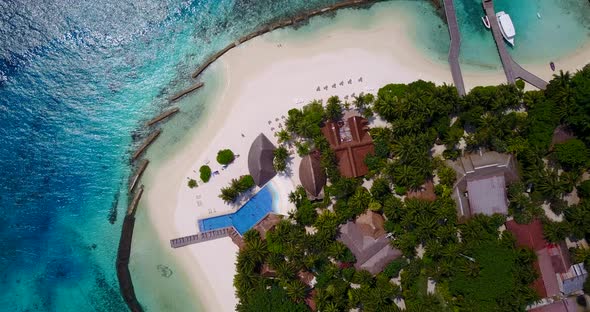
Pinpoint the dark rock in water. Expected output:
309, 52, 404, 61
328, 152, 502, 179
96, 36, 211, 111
156, 264, 173, 278
108, 190, 120, 224
91, 244, 97, 250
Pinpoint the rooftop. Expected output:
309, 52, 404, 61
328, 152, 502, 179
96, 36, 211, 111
505, 219, 573, 298
337, 211, 402, 274
321, 113, 374, 178
299, 151, 327, 200
248, 133, 277, 187
448, 151, 519, 218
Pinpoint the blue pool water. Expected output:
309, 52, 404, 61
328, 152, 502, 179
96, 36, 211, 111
198, 185, 278, 235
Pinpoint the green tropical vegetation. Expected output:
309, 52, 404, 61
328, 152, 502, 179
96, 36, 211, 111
219, 175, 255, 203
187, 178, 197, 188
233, 64, 590, 311
200, 165, 212, 183
273, 146, 291, 173
217, 149, 235, 165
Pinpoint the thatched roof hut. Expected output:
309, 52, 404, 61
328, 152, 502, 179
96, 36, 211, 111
299, 151, 326, 200
248, 133, 276, 187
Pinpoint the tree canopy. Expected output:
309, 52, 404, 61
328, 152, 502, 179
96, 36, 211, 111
233, 64, 590, 311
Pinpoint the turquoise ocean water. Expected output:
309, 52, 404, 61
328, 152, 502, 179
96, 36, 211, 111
0, 1, 588, 311
412, 0, 590, 70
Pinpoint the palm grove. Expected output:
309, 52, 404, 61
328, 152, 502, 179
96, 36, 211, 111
233, 64, 590, 312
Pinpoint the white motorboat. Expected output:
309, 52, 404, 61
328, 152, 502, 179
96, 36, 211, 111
496, 11, 515, 46
481, 16, 490, 29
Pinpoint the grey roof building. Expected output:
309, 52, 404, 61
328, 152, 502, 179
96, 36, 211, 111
248, 133, 277, 187
447, 151, 519, 219
337, 211, 402, 275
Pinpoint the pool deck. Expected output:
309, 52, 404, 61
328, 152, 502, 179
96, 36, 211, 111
169, 212, 281, 248
170, 227, 234, 248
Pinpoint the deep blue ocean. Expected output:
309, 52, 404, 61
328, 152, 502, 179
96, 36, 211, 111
0, 0, 588, 311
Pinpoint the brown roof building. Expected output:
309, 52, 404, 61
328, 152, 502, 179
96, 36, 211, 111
252, 213, 283, 239
505, 219, 578, 299
447, 151, 519, 219
231, 213, 283, 249
321, 113, 375, 178
406, 180, 437, 202
248, 133, 277, 187
337, 211, 402, 274
299, 151, 327, 200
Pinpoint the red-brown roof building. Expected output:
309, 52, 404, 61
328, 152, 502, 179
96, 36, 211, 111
505, 220, 572, 298
321, 114, 375, 178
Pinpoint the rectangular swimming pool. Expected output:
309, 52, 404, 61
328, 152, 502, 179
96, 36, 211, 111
198, 184, 278, 235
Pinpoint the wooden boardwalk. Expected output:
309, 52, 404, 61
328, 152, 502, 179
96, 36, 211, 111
443, 0, 466, 96
170, 227, 235, 248
482, 0, 548, 89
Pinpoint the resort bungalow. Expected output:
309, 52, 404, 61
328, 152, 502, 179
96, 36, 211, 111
506, 219, 588, 302
299, 150, 327, 200
447, 151, 519, 219
321, 112, 375, 178
337, 211, 402, 275
248, 133, 277, 187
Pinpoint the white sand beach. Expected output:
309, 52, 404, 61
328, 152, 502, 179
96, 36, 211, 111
136, 2, 590, 312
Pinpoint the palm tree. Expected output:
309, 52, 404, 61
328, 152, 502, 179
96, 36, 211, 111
415, 214, 438, 241
236, 250, 257, 274
392, 165, 415, 188
392, 136, 423, 163
461, 260, 481, 278
233, 272, 258, 297
572, 247, 590, 265
553, 70, 571, 88
243, 229, 261, 244
536, 168, 566, 200
348, 187, 371, 213
353, 92, 366, 111
275, 261, 296, 281
543, 221, 570, 243
275, 129, 292, 145
564, 203, 590, 238
323, 302, 340, 312
247, 237, 268, 263
285, 280, 307, 303
328, 241, 348, 260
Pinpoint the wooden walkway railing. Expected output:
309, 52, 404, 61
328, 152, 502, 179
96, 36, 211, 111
170, 227, 235, 248
443, 0, 466, 96
482, 0, 548, 89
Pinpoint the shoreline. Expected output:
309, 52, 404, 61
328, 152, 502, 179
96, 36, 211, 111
131, 2, 590, 311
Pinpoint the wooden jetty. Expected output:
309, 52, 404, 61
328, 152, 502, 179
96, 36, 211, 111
170, 82, 204, 102
170, 227, 234, 248
482, 0, 548, 89
191, 0, 378, 79
128, 159, 149, 193
116, 214, 143, 312
126, 185, 144, 216
443, 0, 466, 96
131, 129, 161, 162
117, 185, 145, 311
145, 108, 179, 127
